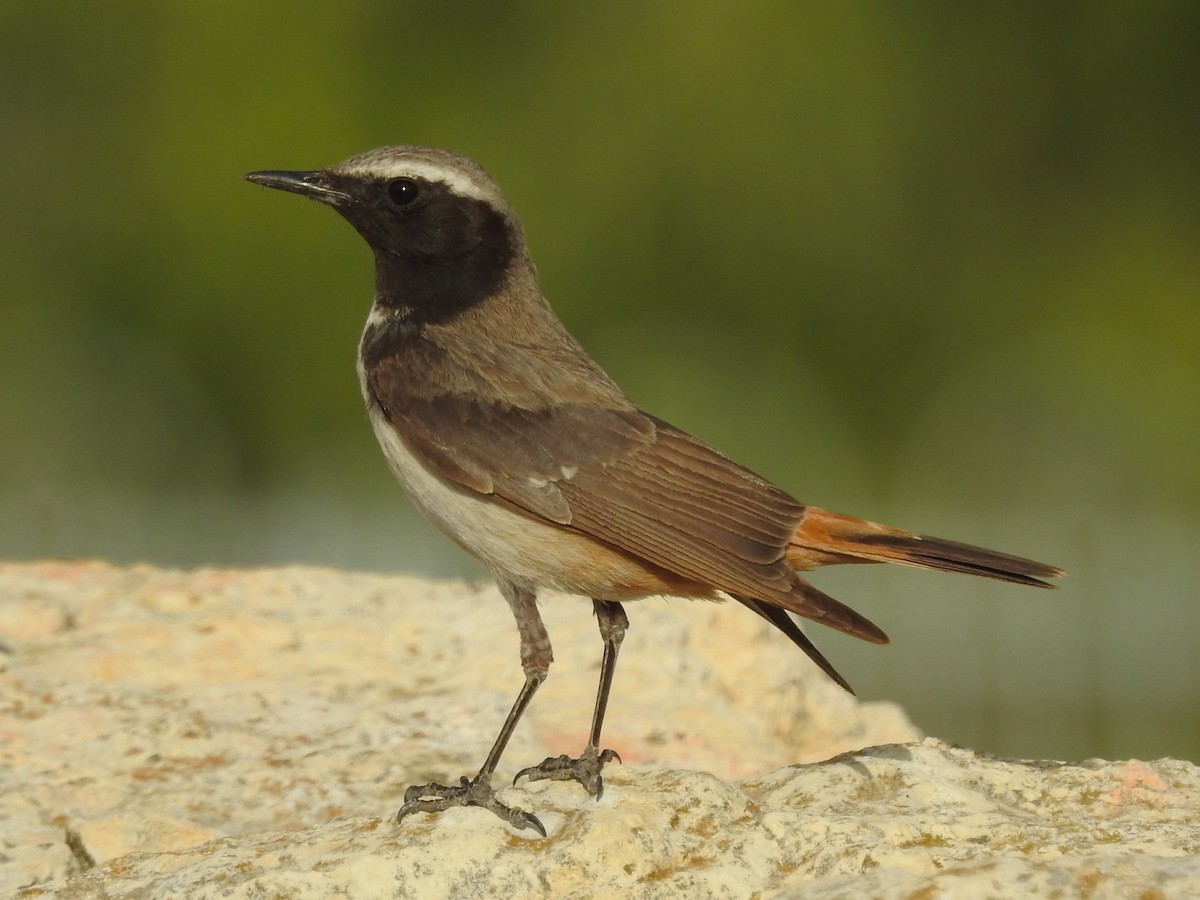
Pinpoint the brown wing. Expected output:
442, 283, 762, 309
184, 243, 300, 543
373, 370, 805, 604
559, 416, 805, 602
365, 326, 886, 645
382, 391, 657, 526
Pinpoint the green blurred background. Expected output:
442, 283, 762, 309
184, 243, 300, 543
3, 2, 1197, 763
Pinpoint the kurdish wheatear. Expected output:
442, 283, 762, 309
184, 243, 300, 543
247, 146, 1062, 835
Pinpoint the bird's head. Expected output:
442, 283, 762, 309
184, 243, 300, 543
247, 146, 525, 319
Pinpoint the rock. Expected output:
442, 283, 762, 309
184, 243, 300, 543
2, 563, 1196, 898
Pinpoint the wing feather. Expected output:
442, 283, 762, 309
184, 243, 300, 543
366, 329, 808, 604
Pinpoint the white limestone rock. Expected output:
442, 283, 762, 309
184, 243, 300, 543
2, 563, 1195, 898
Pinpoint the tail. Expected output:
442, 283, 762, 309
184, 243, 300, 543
733, 591, 871, 694
787, 506, 1065, 588
734, 507, 1062, 695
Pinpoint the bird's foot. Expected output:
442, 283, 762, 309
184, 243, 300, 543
396, 774, 546, 837
514, 745, 622, 798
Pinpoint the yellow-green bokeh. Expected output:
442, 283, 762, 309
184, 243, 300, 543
2, 2, 1197, 762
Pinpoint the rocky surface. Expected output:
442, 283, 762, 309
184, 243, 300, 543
2, 562, 1196, 898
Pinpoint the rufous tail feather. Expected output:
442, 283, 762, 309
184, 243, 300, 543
787, 507, 1064, 588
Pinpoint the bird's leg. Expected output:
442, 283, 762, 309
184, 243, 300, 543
514, 599, 627, 798
396, 582, 551, 836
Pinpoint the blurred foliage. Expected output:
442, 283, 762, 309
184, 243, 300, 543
1, 2, 1197, 761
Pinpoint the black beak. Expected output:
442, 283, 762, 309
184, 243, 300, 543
244, 169, 350, 205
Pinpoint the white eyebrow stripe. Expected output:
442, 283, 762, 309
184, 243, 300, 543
341, 158, 494, 203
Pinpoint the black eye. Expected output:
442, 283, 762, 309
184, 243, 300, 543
387, 178, 420, 207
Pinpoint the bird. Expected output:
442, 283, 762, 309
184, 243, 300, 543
245, 146, 1063, 836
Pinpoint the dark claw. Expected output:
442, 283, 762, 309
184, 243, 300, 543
511, 808, 547, 838
513, 746, 622, 799
396, 774, 546, 837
